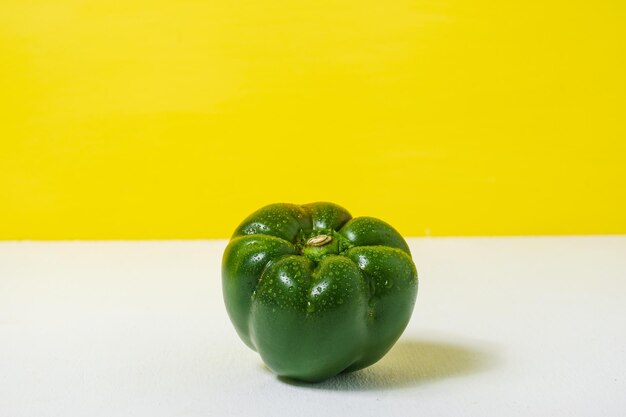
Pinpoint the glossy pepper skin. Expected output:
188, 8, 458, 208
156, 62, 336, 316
222, 202, 418, 382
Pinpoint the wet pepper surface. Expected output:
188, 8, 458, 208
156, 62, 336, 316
222, 202, 418, 382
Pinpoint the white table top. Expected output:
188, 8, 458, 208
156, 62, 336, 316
1, 237, 625, 416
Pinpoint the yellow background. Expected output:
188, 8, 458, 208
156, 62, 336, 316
1, 1, 625, 239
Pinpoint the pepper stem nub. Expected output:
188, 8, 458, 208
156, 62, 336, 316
306, 234, 333, 247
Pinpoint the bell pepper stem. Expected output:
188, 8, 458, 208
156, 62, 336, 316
306, 235, 332, 247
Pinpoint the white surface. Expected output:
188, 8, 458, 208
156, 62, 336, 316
1, 237, 625, 416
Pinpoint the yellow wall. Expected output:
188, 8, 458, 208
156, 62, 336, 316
1, 1, 625, 239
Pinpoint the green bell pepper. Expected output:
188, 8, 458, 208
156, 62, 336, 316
222, 202, 418, 382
